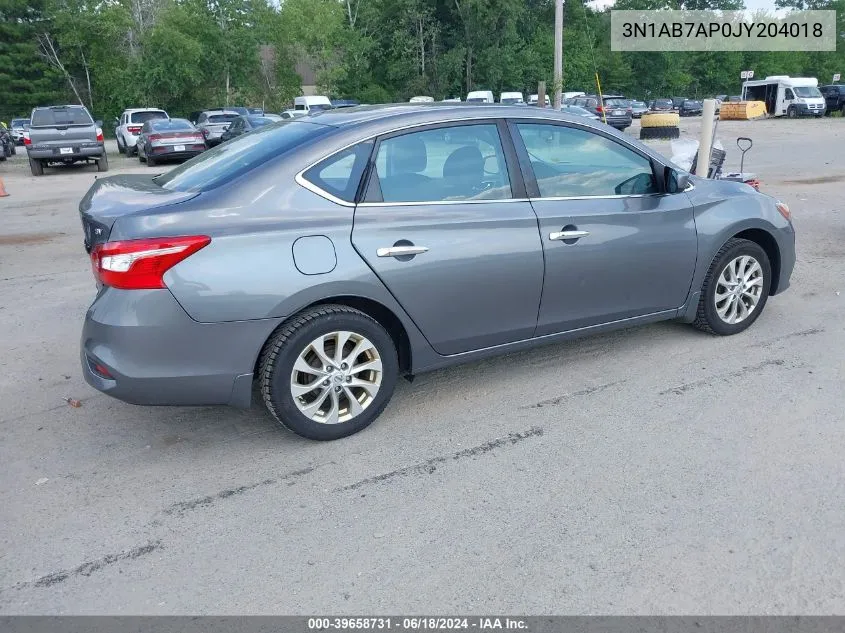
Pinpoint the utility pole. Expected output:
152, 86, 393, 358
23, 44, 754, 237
553, 0, 563, 110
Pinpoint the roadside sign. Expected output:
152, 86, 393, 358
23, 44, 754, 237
834, 73, 841, 82
741, 70, 754, 79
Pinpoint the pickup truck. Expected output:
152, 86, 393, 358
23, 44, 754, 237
820, 84, 845, 116
25, 105, 108, 176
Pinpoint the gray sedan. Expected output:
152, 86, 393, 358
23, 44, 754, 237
79, 105, 795, 440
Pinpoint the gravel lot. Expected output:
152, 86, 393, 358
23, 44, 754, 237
1, 118, 844, 614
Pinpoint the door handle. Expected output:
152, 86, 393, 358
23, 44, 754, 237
549, 230, 590, 241
377, 245, 429, 258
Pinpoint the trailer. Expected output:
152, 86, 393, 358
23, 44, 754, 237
741, 76, 826, 118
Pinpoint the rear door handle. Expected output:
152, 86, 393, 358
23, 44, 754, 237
549, 230, 590, 241
377, 245, 429, 258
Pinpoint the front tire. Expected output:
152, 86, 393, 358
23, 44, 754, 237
692, 238, 771, 336
787, 106, 799, 119
259, 305, 399, 440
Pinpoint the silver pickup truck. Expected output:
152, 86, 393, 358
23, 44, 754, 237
26, 105, 108, 176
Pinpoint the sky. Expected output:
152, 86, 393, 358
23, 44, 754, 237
589, 0, 785, 11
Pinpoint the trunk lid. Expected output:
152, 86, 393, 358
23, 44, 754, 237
79, 174, 199, 252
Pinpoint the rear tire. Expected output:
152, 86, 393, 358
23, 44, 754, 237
29, 158, 44, 176
97, 152, 109, 172
117, 136, 125, 154
259, 305, 399, 441
692, 238, 771, 336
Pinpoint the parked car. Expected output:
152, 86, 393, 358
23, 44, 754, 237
500, 92, 526, 105
332, 99, 360, 108
247, 107, 264, 115
219, 114, 282, 143
25, 104, 107, 176
9, 118, 30, 145
820, 84, 845, 115
76, 104, 796, 440
466, 90, 495, 103
572, 95, 631, 130
114, 108, 168, 155
409, 96, 435, 103
0, 123, 14, 160
561, 105, 599, 120
137, 118, 206, 166
672, 97, 687, 110
280, 109, 305, 120
651, 98, 674, 112
441, 97, 462, 103
630, 100, 649, 118
529, 94, 550, 106
679, 100, 703, 116
195, 110, 240, 146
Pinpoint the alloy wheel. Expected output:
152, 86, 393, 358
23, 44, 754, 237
714, 255, 764, 324
289, 331, 383, 425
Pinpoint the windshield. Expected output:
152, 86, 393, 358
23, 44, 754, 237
131, 111, 167, 124
683, 101, 700, 107
31, 106, 92, 127
794, 86, 822, 98
155, 121, 331, 192
632, 101, 646, 108
208, 114, 239, 123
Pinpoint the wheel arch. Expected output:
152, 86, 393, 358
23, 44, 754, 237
253, 295, 413, 379
731, 227, 782, 295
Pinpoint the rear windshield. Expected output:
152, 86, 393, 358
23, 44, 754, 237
208, 114, 239, 123
131, 111, 167, 124
31, 107, 92, 127
155, 121, 331, 192
11, 119, 30, 128
604, 98, 627, 107
151, 119, 194, 131
655, 99, 673, 106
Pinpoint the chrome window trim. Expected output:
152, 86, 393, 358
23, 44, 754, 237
294, 114, 672, 207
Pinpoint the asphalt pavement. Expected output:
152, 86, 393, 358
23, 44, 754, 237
1, 119, 844, 614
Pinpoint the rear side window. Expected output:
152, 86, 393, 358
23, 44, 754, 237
372, 124, 511, 203
31, 107, 92, 126
303, 141, 373, 203
515, 123, 658, 198
156, 121, 332, 192
130, 111, 167, 124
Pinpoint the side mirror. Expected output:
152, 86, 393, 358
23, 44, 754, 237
112, 118, 119, 127
665, 167, 690, 193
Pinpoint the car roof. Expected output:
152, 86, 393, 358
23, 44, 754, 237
203, 110, 239, 116
300, 103, 631, 135
122, 108, 166, 113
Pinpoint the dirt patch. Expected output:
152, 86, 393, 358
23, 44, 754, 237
0, 232, 64, 246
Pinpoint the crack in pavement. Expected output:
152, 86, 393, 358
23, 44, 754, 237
659, 359, 789, 396
337, 427, 545, 492
523, 381, 625, 409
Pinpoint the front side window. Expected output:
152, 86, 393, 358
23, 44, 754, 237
515, 123, 659, 198
303, 141, 373, 203
373, 124, 511, 203
785, 89, 795, 99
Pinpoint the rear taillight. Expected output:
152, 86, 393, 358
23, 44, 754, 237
596, 106, 604, 112
23, 131, 31, 146
127, 125, 142, 134
96, 127, 104, 142
202, 128, 210, 137
90, 236, 211, 290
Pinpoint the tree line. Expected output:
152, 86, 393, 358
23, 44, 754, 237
1, 0, 843, 122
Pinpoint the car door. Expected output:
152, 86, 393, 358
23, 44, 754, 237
349, 121, 545, 355
509, 120, 697, 336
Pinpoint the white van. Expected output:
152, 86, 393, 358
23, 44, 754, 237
293, 95, 333, 113
742, 76, 826, 118
466, 90, 494, 104
499, 91, 525, 105
528, 94, 551, 106
409, 96, 434, 103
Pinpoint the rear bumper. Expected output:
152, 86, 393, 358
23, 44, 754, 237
602, 116, 632, 129
150, 144, 206, 160
81, 288, 283, 408
28, 143, 104, 160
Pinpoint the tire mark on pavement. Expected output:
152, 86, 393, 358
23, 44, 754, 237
163, 462, 334, 517
523, 381, 624, 409
659, 359, 789, 396
754, 328, 824, 349
5, 540, 163, 592
338, 427, 544, 492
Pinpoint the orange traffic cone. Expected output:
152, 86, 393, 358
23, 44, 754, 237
0, 177, 8, 198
